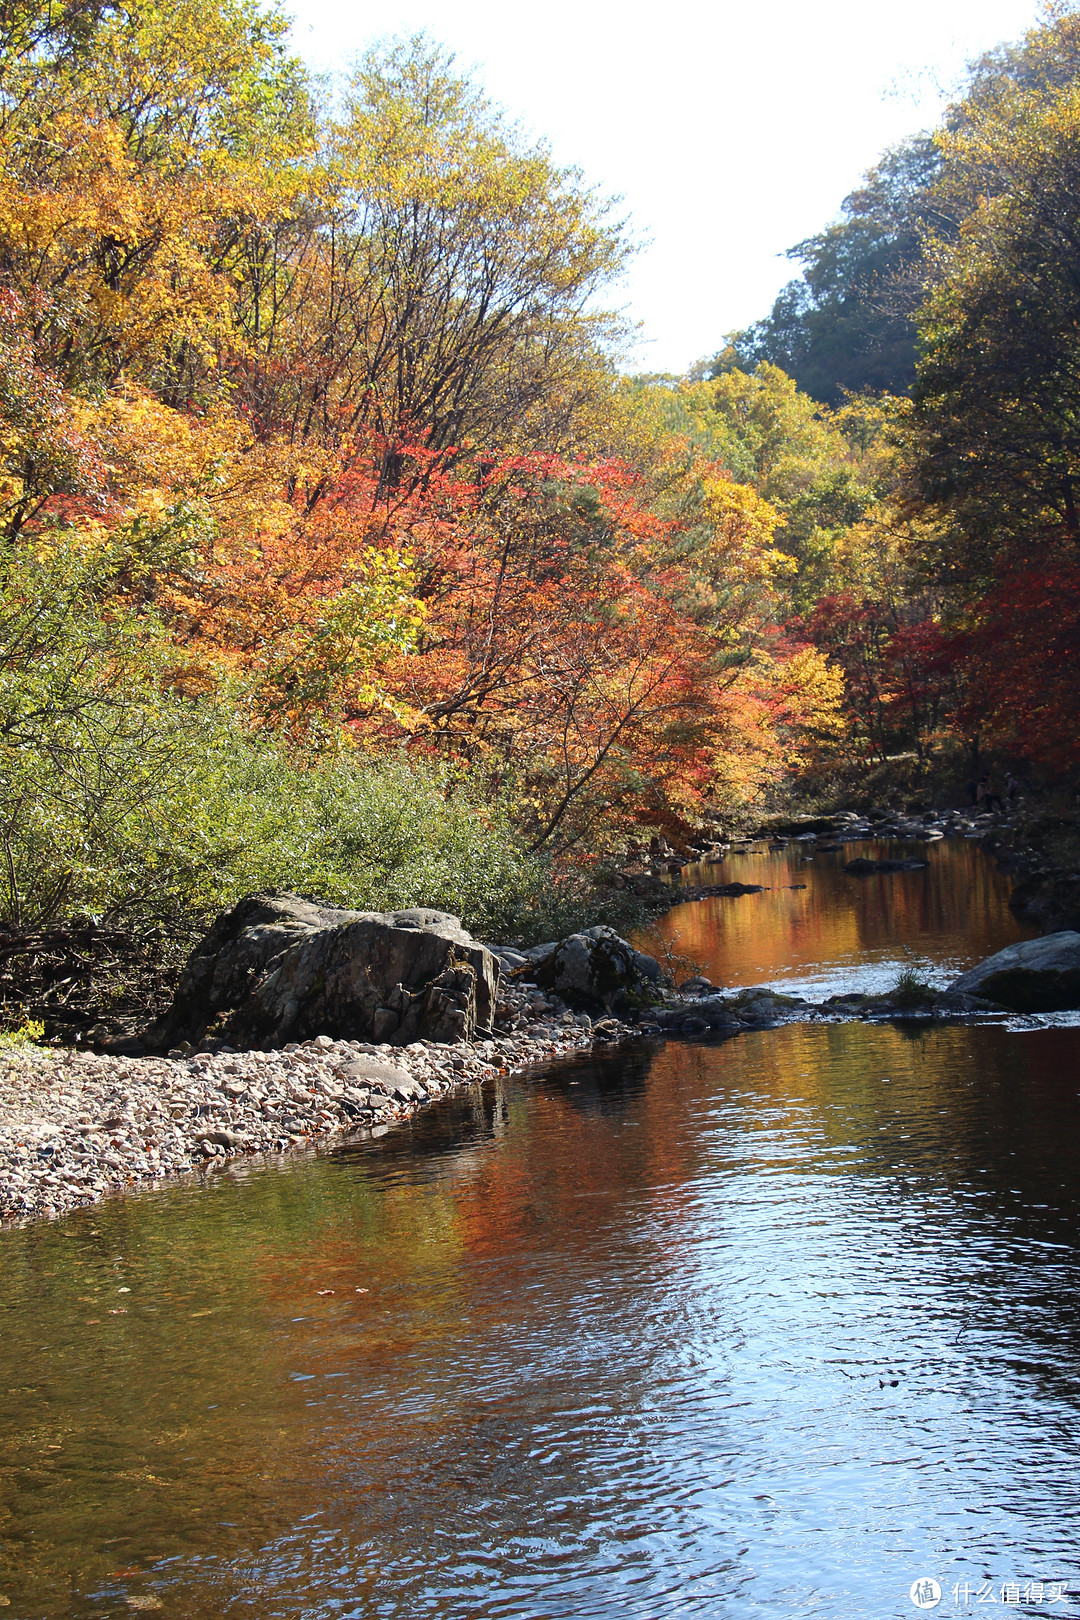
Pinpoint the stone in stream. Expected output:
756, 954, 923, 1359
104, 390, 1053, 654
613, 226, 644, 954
143, 892, 499, 1051
948, 931, 1080, 1013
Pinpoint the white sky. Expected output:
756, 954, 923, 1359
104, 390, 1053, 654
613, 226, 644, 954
287, 0, 1047, 374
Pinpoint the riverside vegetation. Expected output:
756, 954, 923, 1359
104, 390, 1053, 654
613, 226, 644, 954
3, 5, 1080, 1068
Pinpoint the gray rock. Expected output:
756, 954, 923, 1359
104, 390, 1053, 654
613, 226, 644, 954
948, 931, 1080, 1012
336, 1056, 411, 1087
531, 927, 661, 1010
198, 1129, 243, 1149
735, 992, 780, 1024
144, 892, 499, 1051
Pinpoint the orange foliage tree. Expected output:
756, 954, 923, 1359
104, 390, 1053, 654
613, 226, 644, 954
312, 447, 841, 849
0, 4, 847, 870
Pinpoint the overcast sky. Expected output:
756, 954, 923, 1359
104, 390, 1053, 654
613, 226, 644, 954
287, 0, 1047, 374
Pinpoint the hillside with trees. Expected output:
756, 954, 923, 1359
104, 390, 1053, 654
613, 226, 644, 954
2, 0, 1080, 1036
0, 1, 840, 994
697, 4, 1080, 791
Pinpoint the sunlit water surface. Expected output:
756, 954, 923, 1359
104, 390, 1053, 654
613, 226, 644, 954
2, 846, 1079, 1619
648, 838, 1036, 999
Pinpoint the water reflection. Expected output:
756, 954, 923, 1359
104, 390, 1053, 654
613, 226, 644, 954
646, 838, 1034, 997
1, 1022, 1079, 1617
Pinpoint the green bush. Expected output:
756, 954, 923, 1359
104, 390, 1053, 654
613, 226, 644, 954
0, 529, 644, 946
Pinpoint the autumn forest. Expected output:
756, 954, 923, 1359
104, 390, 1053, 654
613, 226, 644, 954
3, 0, 1080, 954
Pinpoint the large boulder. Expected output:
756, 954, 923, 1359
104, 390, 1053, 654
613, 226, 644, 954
144, 892, 499, 1052
948, 931, 1080, 1013
531, 926, 662, 1011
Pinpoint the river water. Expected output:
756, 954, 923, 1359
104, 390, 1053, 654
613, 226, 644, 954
2, 843, 1079, 1619
645, 836, 1036, 999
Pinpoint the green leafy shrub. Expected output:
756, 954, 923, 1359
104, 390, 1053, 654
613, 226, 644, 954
0, 530, 644, 949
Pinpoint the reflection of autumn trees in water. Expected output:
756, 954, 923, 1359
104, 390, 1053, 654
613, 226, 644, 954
650, 840, 1029, 991
3, 1019, 1080, 1612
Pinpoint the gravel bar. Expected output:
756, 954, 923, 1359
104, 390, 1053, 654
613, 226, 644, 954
1, 1015, 633, 1226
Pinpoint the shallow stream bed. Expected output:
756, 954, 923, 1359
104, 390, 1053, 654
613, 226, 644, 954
649, 837, 1036, 1000
1, 843, 1078, 1618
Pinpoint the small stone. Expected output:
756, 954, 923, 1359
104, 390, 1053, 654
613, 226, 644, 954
198, 1129, 242, 1150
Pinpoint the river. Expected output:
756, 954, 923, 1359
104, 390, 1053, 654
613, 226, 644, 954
1, 842, 1078, 1618
645, 834, 1035, 999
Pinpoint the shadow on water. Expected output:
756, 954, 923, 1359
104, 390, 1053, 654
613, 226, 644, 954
2, 1013, 1080, 1617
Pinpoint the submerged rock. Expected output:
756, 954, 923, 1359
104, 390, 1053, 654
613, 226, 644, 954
143, 892, 499, 1051
948, 931, 1080, 1013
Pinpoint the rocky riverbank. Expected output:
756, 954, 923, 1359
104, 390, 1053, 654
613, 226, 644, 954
0, 899, 666, 1225
7, 811, 1080, 1229
6, 919, 1079, 1226
0, 976, 1002, 1228
0, 1007, 636, 1226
